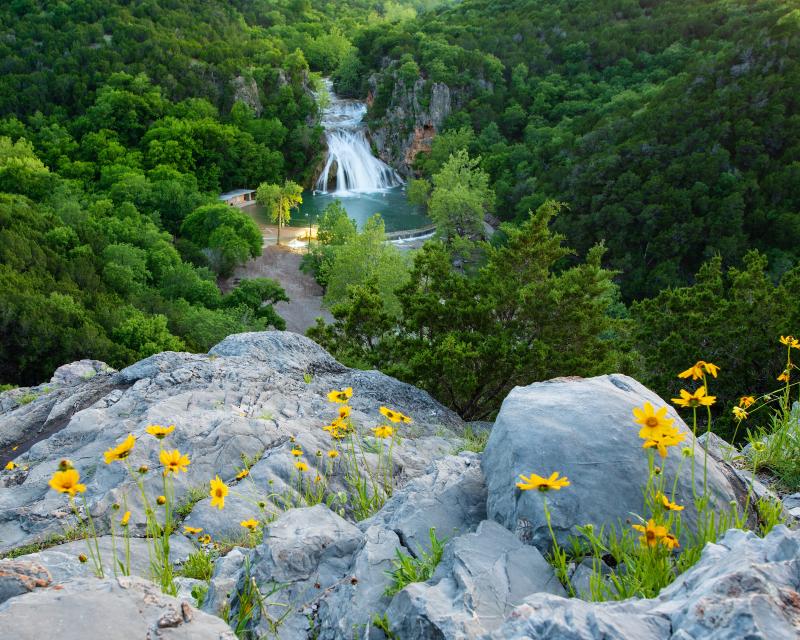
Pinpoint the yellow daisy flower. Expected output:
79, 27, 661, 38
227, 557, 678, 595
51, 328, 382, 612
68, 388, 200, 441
327, 387, 353, 404
516, 471, 570, 492
103, 433, 136, 464
160, 449, 190, 474
145, 424, 175, 440
48, 469, 86, 496
678, 361, 720, 380
671, 386, 716, 409
632, 519, 667, 548
210, 475, 228, 510
372, 424, 394, 439
632, 403, 675, 440
659, 494, 684, 511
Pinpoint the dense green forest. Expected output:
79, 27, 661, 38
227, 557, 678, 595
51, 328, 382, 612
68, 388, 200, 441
0, 0, 431, 384
346, 0, 800, 301
1, 0, 798, 441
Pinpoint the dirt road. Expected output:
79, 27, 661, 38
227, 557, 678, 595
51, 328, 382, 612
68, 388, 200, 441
221, 242, 333, 335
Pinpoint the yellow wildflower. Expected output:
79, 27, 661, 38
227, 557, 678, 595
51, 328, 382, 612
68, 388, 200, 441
48, 469, 87, 496
198, 534, 211, 544
778, 371, 790, 383
372, 424, 394, 439
516, 471, 570, 492
120, 510, 131, 526
78, 554, 87, 563
738, 396, 755, 408
210, 475, 228, 510
632, 519, 667, 548
327, 387, 353, 404
327, 450, 339, 459
662, 532, 680, 550
732, 406, 748, 421
5, 461, 16, 470
671, 387, 716, 409
160, 449, 190, 474
338, 406, 351, 419
145, 424, 175, 440
236, 469, 250, 480
103, 433, 136, 464
314, 474, 322, 483
659, 494, 684, 511
240, 519, 260, 531
632, 403, 675, 440
156, 495, 166, 505
379, 406, 412, 424
678, 361, 720, 380
295, 460, 309, 472
291, 447, 303, 457
183, 526, 203, 535
643, 427, 685, 458
779, 335, 800, 348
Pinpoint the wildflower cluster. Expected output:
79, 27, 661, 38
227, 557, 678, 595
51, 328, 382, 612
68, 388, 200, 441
321, 388, 412, 520
39, 424, 192, 593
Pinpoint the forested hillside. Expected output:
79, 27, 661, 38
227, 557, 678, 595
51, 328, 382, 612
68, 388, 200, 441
1, 0, 798, 441
0, 0, 429, 384
350, 0, 800, 299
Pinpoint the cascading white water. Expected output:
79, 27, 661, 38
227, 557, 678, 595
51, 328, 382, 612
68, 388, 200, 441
315, 80, 403, 194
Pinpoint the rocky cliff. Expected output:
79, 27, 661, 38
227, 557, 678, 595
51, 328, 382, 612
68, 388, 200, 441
0, 332, 797, 639
367, 74, 461, 175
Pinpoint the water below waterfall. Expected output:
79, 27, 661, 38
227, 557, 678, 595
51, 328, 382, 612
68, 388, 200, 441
241, 81, 428, 236
314, 79, 403, 194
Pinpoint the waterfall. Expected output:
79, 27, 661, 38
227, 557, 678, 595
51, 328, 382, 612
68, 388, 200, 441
315, 80, 403, 194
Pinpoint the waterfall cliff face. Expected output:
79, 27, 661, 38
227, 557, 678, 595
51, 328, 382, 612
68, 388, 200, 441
315, 80, 403, 194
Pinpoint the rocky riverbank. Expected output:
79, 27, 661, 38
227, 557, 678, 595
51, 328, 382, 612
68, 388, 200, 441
0, 332, 797, 638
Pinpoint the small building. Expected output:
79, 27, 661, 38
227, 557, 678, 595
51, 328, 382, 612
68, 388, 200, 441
219, 189, 257, 207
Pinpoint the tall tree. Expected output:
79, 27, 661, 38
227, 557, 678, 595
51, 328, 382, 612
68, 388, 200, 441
428, 149, 493, 242
256, 180, 303, 245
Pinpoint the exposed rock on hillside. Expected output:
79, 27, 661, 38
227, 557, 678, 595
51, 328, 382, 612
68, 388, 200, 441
0, 333, 796, 639
0, 332, 464, 554
0, 573, 236, 639
368, 74, 458, 175
491, 526, 800, 640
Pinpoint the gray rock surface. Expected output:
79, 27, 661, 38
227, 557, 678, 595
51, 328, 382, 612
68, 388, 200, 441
369, 72, 458, 174
230, 504, 364, 639
491, 525, 800, 639
202, 546, 248, 617
362, 452, 487, 553
385, 520, 565, 639
0, 559, 51, 604
316, 524, 402, 640
15, 534, 195, 584
0, 574, 236, 639
483, 374, 743, 552
0, 331, 464, 553
697, 431, 738, 462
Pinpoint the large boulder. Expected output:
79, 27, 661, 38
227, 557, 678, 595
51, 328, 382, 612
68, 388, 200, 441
385, 520, 565, 639
0, 574, 236, 639
229, 504, 364, 639
0, 331, 464, 554
315, 524, 402, 640
491, 525, 800, 639
362, 452, 487, 553
483, 374, 743, 552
